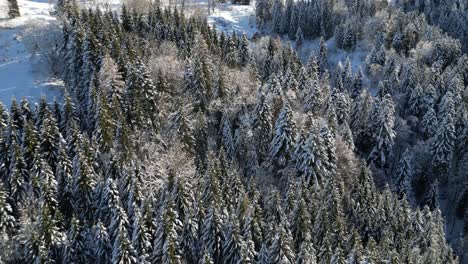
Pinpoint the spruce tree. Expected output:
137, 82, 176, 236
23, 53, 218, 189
421, 107, 438, 138
8, 0, 20, 18
268, 223, 295, 264
393, 149, 413, 200
252, 94, 272, 162
269, 102, 296, 167
222, 219, 246, 264
317, 38, 328, 76
368, 94, 396, 167
0, 183, 15, 236
431, 92, 456, 180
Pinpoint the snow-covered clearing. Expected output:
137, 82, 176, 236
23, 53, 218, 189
207, 2, 256, 37
0, 0, 63, 107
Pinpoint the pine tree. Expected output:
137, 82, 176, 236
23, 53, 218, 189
421, 181, 439, 211
351, 67, 364, 98
271, 0, 284, 33
222, 219, 246, 264
201, 206, 224, 263
239, 34, 250, 67
269, 102, 296, 167
296, 125, 326, 185
185, 35, 213, 113
268, 223, 295, 264
72, 149, 97, 223
38, 158, 58, 213
160, 204, 182, 264
125, 60, 159, 129
39, 110, 62, 171
7, 0, 20, 18
99, 54, 125, 110
290, 194, 312, 251
368, 94, 396, 167
94, 221, 112, 264
407, 84, 424, 116
431, 92, 456, 180
421, 107, 438, 138
199, 249, 214, 264
393, 149, 413, 200
195, 112, 209, 175
0, 183, 15, 236
295, 26, 304, 47
131, 206, 151, 263
257, 243, 269, 264
252, 94, 272, 162
317, 38, 328, 76
107, 178, 137, 264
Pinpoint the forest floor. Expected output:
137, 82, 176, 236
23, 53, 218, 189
0, 0, 63, 107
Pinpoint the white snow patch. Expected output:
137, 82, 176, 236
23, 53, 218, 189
0, 0, 64, 107
207, 2, 256, 37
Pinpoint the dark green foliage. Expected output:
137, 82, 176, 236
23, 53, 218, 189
7, 0, 20, 18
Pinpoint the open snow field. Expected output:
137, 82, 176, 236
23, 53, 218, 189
0, 0, 63, 107
207, 2, 256, 37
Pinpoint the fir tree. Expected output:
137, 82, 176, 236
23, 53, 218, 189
222, 219, 246, 264
7, 0, 20, 18
431, 92, 456, 180
269, 102, 296, 167
0, 183, 15, 236
317, 38, 328, 76
268, 223, 295, 264
421, 107, 438, 138
368, 94, 396, 167
94, 221, 112, 264
393, 148, 413, 200
252, 94, 273, 162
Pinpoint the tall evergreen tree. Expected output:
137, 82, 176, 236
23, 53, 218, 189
7, 0, 20, 18
270, 102, 296, 167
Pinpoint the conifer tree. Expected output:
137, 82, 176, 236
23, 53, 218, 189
296, 125, 326, 185
351, 67, 364, 99
317, 38, 328, 76
201, 206, 224, 263
268, 223, 295, 264
222, 219, 246, 264
239, 34, 250, 67
99, 54, 125, 110
368, 94, 396, 167
0, 183, 15, 236
252, 94, 272, 162
421, 181, 439, 211
72, 149, 97, 223
8, 0, 20, 18
421, 107, 438, 138
257, 244, 269, 264
296, 233, 317, 264
393, 148, 413, 200
270, 102, 296, 167
107, 178, 137, 264
431, 92, 456, 180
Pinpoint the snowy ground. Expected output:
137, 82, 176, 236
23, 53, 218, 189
0, 0, 63, 107
207, 2, 256, 37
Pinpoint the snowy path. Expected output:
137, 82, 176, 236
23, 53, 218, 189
0, 0, 63, 107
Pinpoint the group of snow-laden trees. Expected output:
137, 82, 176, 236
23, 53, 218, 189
394, 0, 468, 53
0, 0, 466, 262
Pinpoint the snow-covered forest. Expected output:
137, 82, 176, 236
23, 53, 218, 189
0, 0, 466, 263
